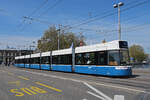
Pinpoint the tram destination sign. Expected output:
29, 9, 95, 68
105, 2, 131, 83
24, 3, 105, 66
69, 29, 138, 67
119, 41, 128, 48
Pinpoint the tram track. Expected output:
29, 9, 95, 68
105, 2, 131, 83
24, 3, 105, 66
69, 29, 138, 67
88, 77, 150, 91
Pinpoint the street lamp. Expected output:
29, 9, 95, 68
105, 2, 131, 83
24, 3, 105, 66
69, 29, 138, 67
113, 2, 124, 40
57, 28, 60, 50
57, 24, 62, 50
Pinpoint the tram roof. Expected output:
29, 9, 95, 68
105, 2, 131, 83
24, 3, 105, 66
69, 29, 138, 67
15, 40, 126, 59
75, 40, 121, 53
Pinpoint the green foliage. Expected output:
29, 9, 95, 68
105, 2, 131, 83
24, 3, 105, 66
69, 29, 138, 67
129, 45, 148, 63
37, 26, 86, 52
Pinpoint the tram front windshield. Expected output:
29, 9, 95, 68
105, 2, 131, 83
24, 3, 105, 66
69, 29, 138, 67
108, 50, 130, 66
120, 50, 130, 65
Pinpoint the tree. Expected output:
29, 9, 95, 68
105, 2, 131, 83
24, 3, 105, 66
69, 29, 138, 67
102, 39, 106, 43
37, 26, 86, 52
129, 45, 148, 63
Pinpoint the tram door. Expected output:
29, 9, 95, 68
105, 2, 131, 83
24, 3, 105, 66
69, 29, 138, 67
97, 51, 107, 65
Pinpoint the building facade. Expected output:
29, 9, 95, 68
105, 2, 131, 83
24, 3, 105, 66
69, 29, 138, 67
0, 50, 33, 65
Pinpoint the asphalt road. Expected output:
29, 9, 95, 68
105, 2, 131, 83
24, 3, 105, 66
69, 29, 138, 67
0, 66, 150, 100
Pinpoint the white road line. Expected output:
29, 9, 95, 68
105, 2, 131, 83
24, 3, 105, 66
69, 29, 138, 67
87, 91, 107, 100
90, 81, 147, 94
82, 99, 88, 100
114, 95, 124, 100
0, 70, 6, 73
13, 69, 150, 94
84, 82, 112, 100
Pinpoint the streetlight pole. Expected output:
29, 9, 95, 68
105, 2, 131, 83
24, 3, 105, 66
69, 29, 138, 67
118, 4, 121, 40
113, 2, 124, 40
57, 24, 61, 50
58, 29, 60, 50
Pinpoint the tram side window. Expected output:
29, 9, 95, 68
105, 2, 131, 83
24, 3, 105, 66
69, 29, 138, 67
22, 59, 25, 64
29, 58, 33, 64
52, 55, 72, 65
18, 59, 23, 64
20, 59, 23, 63
15, 60, 17, 64
15, 59, 19, 64
24, 59, 26, 64
59, 55, 72, 64
16, 59, 18, 64
33, 57, 40, 64
18, 59, 20, 64
26, 58, 30, 64
120, 50, 130, 65
96, 51, 107, 65
75, 53, 96, 65
32, 58, 35, 64
84, 53, 95, 65
67, 55, 72, 64
41, 56, 50, 64
30, 58, 38, 64
17, 60, 19, 64
75, 53, 84, 65
24, 59, 29, 64
108, 51, 120, 66
52, 56, 58, 64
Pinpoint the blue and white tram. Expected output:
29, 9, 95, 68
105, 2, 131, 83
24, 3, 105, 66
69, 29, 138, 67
14, 40, 132, 76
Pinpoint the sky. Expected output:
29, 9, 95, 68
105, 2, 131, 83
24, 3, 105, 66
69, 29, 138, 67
0, 0, 150, 53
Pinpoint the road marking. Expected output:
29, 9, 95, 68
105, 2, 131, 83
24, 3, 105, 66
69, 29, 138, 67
114, 95, 124, 100
87, 91, 106, 100
18, 76, 29, 80
10, 89, 24, 97
20, 88, 33, 95
82, 99, 88, 100
8, 81, 20, 86
30, 86, 47, 93
7, 72, 14, 76
15, 69, 150, 94
90, 81, 147, 94
35, 82, 62, 92
85, 83, 125, 100
84, 82, 112, 100
10, 86, 47, 97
